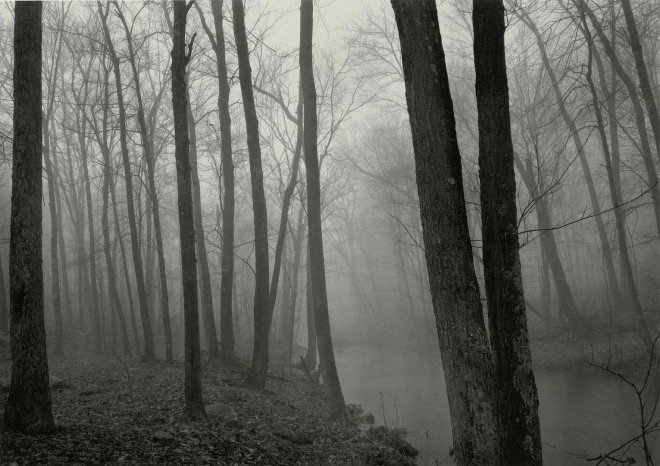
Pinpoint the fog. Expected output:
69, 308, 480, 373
1, 0, 659, 464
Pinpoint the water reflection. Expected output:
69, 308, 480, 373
335, 345, 652, 465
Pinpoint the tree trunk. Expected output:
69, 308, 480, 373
391, 0, 501, 463
0, 252, 7, 334
581, 13, 652, 350
232, 0, 272, 390
303, 244, 316, 370
186, 86, 219, 360
115, 6, 174, 363
3, 1, 56, 434
43, 119, 63, 355
580, 0, 660, 243
95, 63, 132, 357
206, 0, 236, 364
515, 156, 583, 326
111, 177, 141, 355
51, 126, 73, 327
98, 1, 155, 362
517, 6, 621, 307
171, 0, 206, 420
300, 0, 346, 420
620, 0, 660, 160
473, 1, 542, 463
284, 205, 306, 366
78, 109, 102, 354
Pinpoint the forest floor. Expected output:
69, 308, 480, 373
0, 351, 417, 466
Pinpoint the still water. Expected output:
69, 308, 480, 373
335, 345, 653, 465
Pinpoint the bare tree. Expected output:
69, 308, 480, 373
300, 0, 346, 420
3, 0, 57, 434
232, 0, 272, 390
473, 0, 542, 462
171, 0, 206, 419
98, 0, 155, 361
391, 0, 501, 463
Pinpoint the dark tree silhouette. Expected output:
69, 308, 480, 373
171, 0, 206, 420
3, 1, 57, 435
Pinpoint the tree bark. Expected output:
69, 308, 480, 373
232, 0, 272, 390
115, 6, 174, 363
303, 244, 317, 370
473, 1, 542, 463
391, 0, 501, 463
300, 0, 346, 420
3, 1, 57, 434
98, 0, 155, 362
171, 0, 206, 420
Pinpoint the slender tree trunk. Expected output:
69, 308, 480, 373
98, 1, 155, 361
51, 127, 72, 327
284, 206, 306, 366
620, 0, 660, 159
303, 244, 316, 370
94, 63, 132, 357
78, 115, 102, 354
43, 121, 63, 355
209, 0, 236, 364
0, 252, 7, 334
186, 85, 219, 360
517, 7, 621, 306
580, 0, 660, 242
115, 6, 174, 363
171, 0, 206, 419
581, 14, 652, 350
3, 1, 56, 434
473, 1, 542, 462
232, 0, 272, 390
110, 177, 141, 355
391, 1, 501, 463
269, 85, 303, 324
515, 156, 583, 325
300, 0, 346, 419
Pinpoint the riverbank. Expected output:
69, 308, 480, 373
0, 353, 417, 465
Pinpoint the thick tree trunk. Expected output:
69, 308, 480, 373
391, 1, 501, 463
116, 7, 174, 363
473, 1, 542, 463
232, 0, 272, 390
3, 1, 56, 434
98, 1, 155, 362
186, 86, 219, 360
300, 0, 346, 420
171, 0, 206, 420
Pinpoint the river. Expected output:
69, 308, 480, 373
335, 344, 654, 465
